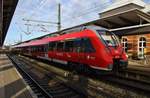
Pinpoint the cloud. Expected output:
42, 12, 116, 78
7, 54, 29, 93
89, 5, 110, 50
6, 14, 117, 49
5, 0, 112, 45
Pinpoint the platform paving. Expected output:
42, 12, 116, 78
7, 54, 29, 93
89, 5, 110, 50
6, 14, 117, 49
0, 54, 37, 98
128, 59, 150, 73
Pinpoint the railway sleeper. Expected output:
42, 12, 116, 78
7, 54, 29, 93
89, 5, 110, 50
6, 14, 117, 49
47, 88, 70, 94
52, 91, 78, 98
46, 85, 67, 91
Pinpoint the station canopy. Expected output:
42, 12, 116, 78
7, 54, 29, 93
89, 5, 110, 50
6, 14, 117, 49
1, 0, 18, 46
110, 23, 150, 36
87, 9, 150, 35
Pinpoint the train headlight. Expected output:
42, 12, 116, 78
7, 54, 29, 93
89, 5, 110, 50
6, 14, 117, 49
126, 54, 128, 58
114, 55, 120, 59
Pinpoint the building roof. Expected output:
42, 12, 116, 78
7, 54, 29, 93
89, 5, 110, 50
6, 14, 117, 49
93, 9, 150, 29
1, 0, 18, 46
101, 0, 145, 13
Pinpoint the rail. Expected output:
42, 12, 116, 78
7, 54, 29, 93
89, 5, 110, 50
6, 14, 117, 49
10, 54, 150, 97
8, 54, 84, 98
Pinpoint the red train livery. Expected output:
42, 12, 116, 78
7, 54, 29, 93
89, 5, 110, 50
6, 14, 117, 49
14, 25, 128, 71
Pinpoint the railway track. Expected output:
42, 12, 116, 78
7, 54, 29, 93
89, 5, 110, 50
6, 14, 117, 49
102, 74, 150, 93
27, 55, 150, 93
120, 68, 150, 83
10, 54, 150, 98
107, 68, 150, 94
8, 55, 85, 98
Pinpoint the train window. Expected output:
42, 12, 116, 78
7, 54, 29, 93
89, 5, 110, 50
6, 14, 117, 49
97, 30, 120, 47
42, 46, 44, 52
35, 46, 37, 51
82, 38, 95, 53
36, 46, 38, 51
37, 46, 39, 51
41, 46, 43, 52
54, 42, 57, 51
34, 47, 36, 52
45, 44, 49, 52
38, 46, 41, 52
48, 43, 52, 51
38, 47, 39, 51
49, 42, 57, 51
38, 46, 42, 52
34, 46, 36, 52
73, 38, 82, 52
57, 41, 64, 52
64, 38, 95, 53
31, 47, 34, 52
42, 46, 45, 52
37, 46, 40, 51
65, 40, 74, 52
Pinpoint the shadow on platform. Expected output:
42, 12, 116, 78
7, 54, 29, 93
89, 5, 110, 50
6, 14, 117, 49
0, 78, 32, 98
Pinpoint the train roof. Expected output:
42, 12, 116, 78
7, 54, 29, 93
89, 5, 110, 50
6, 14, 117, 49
14, 38, 49, 48
18, 25, 107, 43
14, 25, 107, 48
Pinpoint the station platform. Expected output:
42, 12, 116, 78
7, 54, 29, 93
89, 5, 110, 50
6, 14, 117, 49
0, 54, 36, 98
128, 59, 150, 73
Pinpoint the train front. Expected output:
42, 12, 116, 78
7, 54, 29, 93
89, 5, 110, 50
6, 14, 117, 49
97, 30, 128, 71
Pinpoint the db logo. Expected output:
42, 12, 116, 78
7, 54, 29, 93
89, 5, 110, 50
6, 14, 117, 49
115, 50, 119, 54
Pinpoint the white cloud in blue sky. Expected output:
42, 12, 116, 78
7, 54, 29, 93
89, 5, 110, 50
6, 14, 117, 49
4, 0, 150, 45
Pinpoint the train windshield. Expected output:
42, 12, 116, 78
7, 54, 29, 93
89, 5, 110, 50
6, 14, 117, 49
97, 30, 120, 47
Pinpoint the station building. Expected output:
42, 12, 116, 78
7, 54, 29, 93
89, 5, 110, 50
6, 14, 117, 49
98, 0, 150, 59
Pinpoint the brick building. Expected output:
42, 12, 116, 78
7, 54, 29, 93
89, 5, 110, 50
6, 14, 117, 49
99, 0, 150, 59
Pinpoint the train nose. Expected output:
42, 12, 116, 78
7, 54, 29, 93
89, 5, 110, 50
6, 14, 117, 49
109, 47, 122, 56
112, 49, 121, 59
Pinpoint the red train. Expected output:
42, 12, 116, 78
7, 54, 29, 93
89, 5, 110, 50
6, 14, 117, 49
14, 25, 128, 71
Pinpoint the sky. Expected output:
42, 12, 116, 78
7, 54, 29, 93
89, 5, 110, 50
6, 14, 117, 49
4, 0, 150, 45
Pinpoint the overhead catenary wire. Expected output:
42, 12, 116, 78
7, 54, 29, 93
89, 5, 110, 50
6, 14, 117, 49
24, 0, 48, 20
15, 0, 112, 37
12, 0, 51, 36
61, 0, 111, 22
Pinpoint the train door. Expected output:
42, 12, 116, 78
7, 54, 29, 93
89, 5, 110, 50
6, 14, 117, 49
38, 45, 42, 57
56, 41, 65, 60
48, 41, 57, 59
36, 46, 39, 56
53, 41, 59, 60
82, 38, 96, 66
65, 40, 75, 62
74, 38, 86, 64
28, 46, 32, 55
44, 44, 49, 58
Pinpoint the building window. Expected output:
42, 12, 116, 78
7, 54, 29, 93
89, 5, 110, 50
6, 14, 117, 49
122, 38, 128, 52
139, 37, 146, 58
